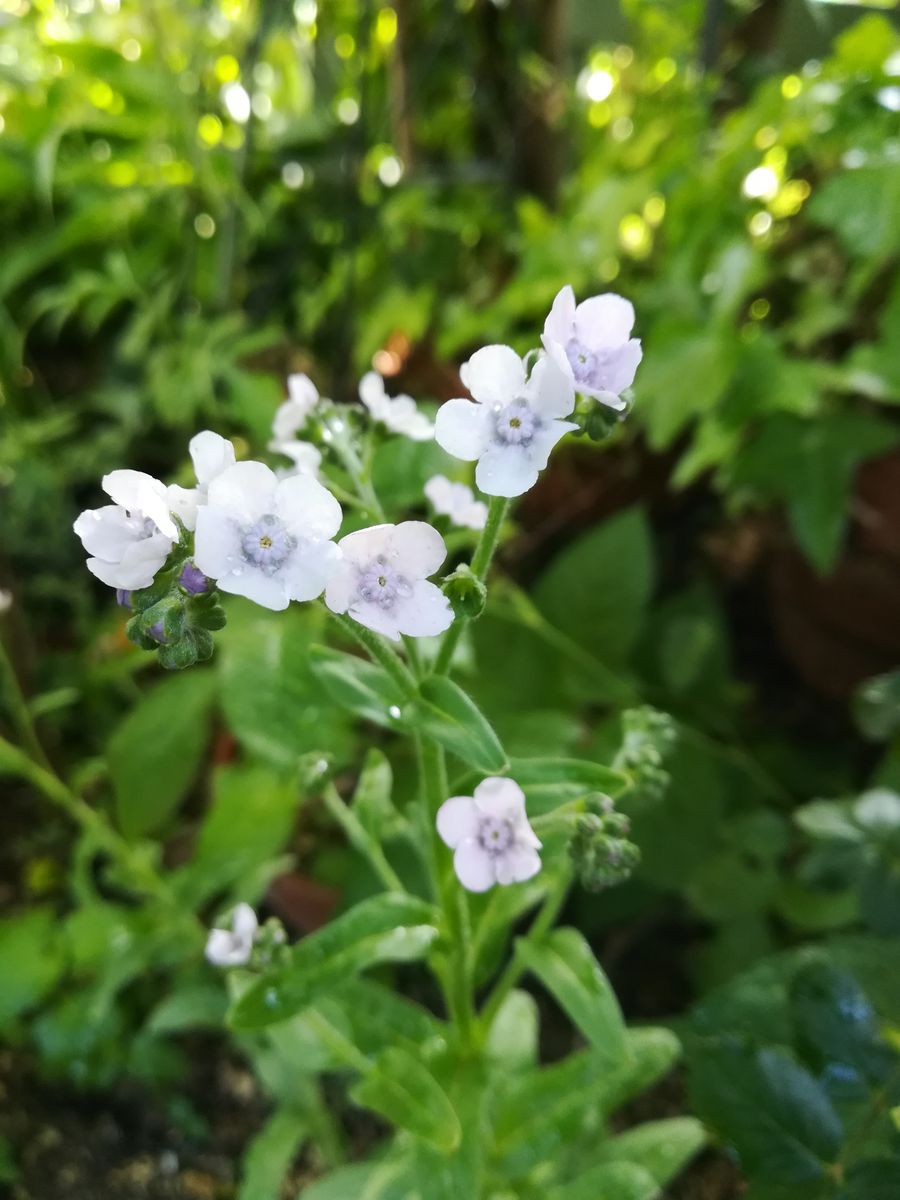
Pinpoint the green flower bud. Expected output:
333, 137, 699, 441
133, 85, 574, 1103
568, 811, 641, 892
442, 563, 488, 620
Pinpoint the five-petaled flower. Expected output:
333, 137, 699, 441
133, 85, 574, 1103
205, 903, 258, 967
424, 474, 487, 531
437, 777, 542, 893
324, 520, 453, 641
541, 285, 642, 410
74, 470, 177, 590
359, 371, 434, 442
193, 460, 342, 611
167, 430, 236, 531
434, 346, 576, 497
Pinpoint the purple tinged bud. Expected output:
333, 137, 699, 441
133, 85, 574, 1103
149, 621, 168, 644
179, 562, 209, 595
116, 589, 132, 609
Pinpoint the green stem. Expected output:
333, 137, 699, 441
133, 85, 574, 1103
328, 419, 385, 521
327, 610, 417, 696
434, 496, 509, 675
304, 1008, 373, 1074
322, 781, 406, 893
0, 636, 52, 770
478, 871, 569, 1035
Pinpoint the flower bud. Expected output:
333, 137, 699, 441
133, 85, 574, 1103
568, 811, 641, 892
116, 589, 131, 609
442, 563, 487, 620
614, 706, 678, 807
179, 562, 209, 595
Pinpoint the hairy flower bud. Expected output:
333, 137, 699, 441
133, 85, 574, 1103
568, 811, 641, 892
442, 563, 488, 620
614, 706, 678, 807
178, 561, 209, 595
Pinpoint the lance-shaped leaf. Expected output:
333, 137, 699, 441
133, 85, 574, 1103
352, 1046, 461, 1153
407, 676, 507, 773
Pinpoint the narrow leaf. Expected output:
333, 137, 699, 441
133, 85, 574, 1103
352, 1046, 461, 1153
409, 676, 507, 773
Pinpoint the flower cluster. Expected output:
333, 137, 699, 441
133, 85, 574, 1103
568, 803, 640, 893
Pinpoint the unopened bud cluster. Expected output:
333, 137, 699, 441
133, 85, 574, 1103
614, 706, 678, 807
569, 802, 640, 892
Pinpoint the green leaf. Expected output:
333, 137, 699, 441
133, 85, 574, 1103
229, 895, 439, 1030
352, 1046, 461, 1153
0, 908, 65, 1030
309, 645, 406, 728
408, 676, 507, 773
486, 988, 540, 1073
516, 928, 627, 1065
351, 749, 395, 837
336, 979, 444, 1055
510, 756, 630, 815
145, 984, 226, 1035
301, 1162, 409, 1200
689, 1038, 842, 1184
854, 670, 900, 741
590, 1117, 706, 1188
534, 509, 654, 666
218, 606, 353, 767
238, 1108, 307, 1200
178, 765, 300, 905
548, 1161, 660, 1200
107, 670, 216, 838
809, 163, 900, 261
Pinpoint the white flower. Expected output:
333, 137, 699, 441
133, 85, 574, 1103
205, 903, 258, 967
541, 285, 642, 409
324, 521, 453, 641
167, 430, 236, 531
73, 470, 177, 590
434, 346, 576, 498
0, 589, 12, 615
359, 371, 434, 442
436, 777, 541, 893
270, 373, 321, 453
274, 439, 322, 478
424, 474, 487, 531
193, 460, 342, 611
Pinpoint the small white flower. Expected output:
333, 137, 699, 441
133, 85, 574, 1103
193, 460, 342, 611
542, 285, 642, 409
167, 430, 236, 531
205, 903, 258, 967
424, 474, 487, 531
274, 439, 322, 478
434, 346, 576, 498
73, 470, 177, 590
0, 589, 12, 614
437, 777, 541, 893
359, 371, 434, 442
324, 520, 453, 641
270, 373, 321, 453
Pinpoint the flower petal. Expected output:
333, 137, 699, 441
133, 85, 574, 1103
323, 559, 358, 614
167, 484, 200, 532
574, 293, 635, 348
460, 345, 526, 407
288, 372, 319, 415
359, 371, 387, 415
74, 506, 139, 560
474, 777, 526, 819
525, 418, 578, 473
194, 509, 241, 580
86, 532, 171, 589
218, 566, 290, 611
453, 840, 496, 892
275, 473, 343, 541
206, 461, 277, 524
346, 597, 402, 641
337, 524, 394, 567
190, 430, 235, 486
388, 521, 446, 577
495, 844, 541, 886
103, 469, 176, 539
542, 285, 576, 348
475, 445, 539, 498
205, 929, 249, 967
231, 903, 258, 940
436, 796, 480, 849
524, 353, 576, 420
284, 539, 342, 602
393, 579, 453, 638
435, 398, 492, 461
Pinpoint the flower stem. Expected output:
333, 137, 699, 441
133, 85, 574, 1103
0, 635, 52, 771
322, 781, 406, 894
327, 610, 417, 696
327, 419, 385, 522
433, 496, 509, 675
304, 1008, 373, 1074
478, 871, 570, 1036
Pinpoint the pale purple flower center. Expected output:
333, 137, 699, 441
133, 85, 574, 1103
477, 816, 515, 857
565, 337, 618, 391
357, 558, 412, 609
240, 514, 296, 575
494, 400, 538, 447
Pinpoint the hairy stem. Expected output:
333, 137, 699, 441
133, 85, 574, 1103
322, 781, 406, 894
327, 610, 417, 696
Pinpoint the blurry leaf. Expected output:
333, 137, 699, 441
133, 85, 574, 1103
809, 164, 900, 261
516, 928, 627, 1065
854, 670, 900, 741
0, 908, 64, 1029
534, 509, 654, 666
107, 670, 216, 838
336, 978, 444, 1054
408, 676, 508, 773
229, 894, 439, 1029
301, 1162, 409, 1200
219, 606, 352, 767
636, 331, 737, 450
548, 1161, 660, 1200
351, 749, 396, 838
730, 411, 898, 573
485, 988, 540, 1073
308, 645, 406, 729
590, 1117, 706, 1188
146, 985, 226, 1035
689, 1038, 842, 1184
181, 764, 300, 905
372, 437, 455, 510
238, 1107, 307, 1200
352, 1047, 461, 1153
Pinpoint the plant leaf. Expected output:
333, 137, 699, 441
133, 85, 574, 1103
352, 1046, 461, 1153
408, 676, 507, 773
